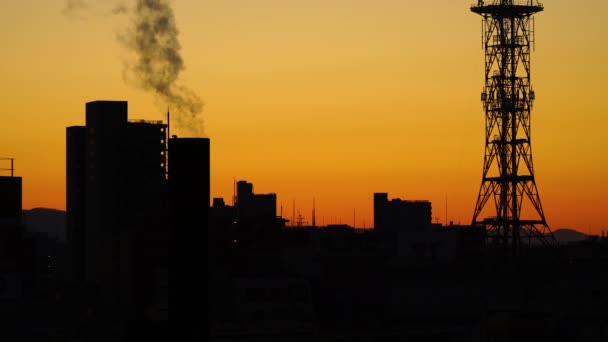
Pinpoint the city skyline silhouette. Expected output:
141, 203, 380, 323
0, 1, 606, 234
1, 2, 608, 341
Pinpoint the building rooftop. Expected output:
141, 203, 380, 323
128, 119, 165, 125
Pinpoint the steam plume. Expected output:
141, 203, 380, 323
63, 0, 89, 16
124, 0, 203, 135
64, 0, 204, 136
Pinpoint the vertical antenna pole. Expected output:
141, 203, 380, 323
533, 16, 536, 51
166, 109, 170, 179
482, 18, 484, 49
312, 198, 316, 228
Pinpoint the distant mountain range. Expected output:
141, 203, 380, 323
552, 228, 589, 244
22, 208, 66, 242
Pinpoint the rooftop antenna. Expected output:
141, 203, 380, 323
312, 198, 316, 228
445, 193, 448, 227
0, 158, 15, 177
232, 178, 236, 206
165, 108, 170, 179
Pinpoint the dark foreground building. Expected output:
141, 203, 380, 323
66, 101, 169, 337
0, 169, 25, 322
65, 101, 213, 340
168, 137, 210, 339
0, 174, 21, 220
373, 192, 432, 233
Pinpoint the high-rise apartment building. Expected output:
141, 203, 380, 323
66, 101, 168, 321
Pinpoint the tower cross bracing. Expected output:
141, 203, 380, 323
470, 0, 556, 249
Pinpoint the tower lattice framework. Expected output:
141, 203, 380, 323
470, 0, 555, 249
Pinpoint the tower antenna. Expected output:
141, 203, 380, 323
470, 0, 555, 252
312, 198, 316, 228
232, 178, 236, 207
166, 108, 170, 179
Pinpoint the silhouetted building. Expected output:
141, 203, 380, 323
236, 180, 276, 218
0, 170, 53, 337
230, 181, 282, 257
373, 193, 434, 259
210, 181, 277, 223
211, 197, 235, 219
66, 126, 86, 283
0, 175, 22, 220
374, 193, 431, 233
168, 137, 209, 338
66, 100, 168, 327
0, 226, 33, 324
210, 181, 281, 252
0, 171, 24, 319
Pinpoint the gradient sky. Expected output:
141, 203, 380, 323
0, 1, 607, 233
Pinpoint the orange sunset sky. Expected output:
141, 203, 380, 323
0, 1, 607, 234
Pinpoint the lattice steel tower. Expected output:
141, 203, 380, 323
470, 0, 555, 249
